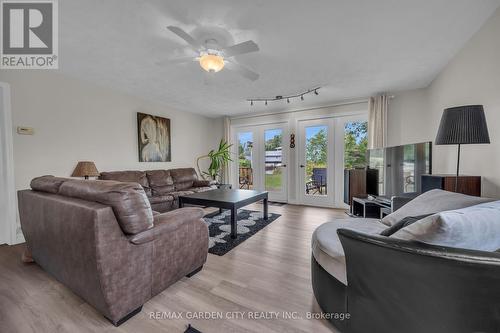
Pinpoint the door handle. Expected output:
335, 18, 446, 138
281, 164, 287, 168
300, 165, 305, 168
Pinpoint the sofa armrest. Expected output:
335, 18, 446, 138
193, 179, 216, 187
129, 207, 204, 245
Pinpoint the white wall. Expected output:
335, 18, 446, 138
0, 71, 223, 241
387, 8, 500, 198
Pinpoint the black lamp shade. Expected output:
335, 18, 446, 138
435, 105, 490, 145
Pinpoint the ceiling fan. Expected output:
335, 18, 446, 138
161, 25, 260, 81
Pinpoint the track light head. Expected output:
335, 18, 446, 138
301, 95, 304, 101
314, 89, 319, 95
250, 100, 253, 106
265, 100, 268, 106
287, 98, 290, 103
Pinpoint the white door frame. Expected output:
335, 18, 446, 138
231, 122, 289, 202
296, 114, 368, 208
297, 118, 335, 207
0, 82, 17, 245
260, 123, 289, 202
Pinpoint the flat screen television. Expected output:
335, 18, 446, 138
367, 142, 432, 200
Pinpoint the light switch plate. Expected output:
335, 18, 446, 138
17, 127, 35, 135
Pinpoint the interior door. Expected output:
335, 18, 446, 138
298, 118, 335, 206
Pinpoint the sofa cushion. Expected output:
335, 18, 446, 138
146, 170, 175, 195
59, 179, 153, 234
169, 190, 195, 199
148, 195, 174, 204
189, 186, 214, 193
380, 214, 433, 236
170, 168, 198, 190
391, 201, 500, 252
30, 175, 68, 194
382, 189, 492, 226
99, 171, 151, 197
312, 218, 387, 285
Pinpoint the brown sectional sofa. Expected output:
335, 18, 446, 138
18, 175, 209, 326
99, 168, 216, 213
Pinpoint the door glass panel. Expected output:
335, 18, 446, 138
238, 132, 253, 189
305, 125, 328, 196
344, 121, 368, 169
264, 129, 283, 192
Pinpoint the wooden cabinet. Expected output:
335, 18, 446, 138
422, 174, 481, 197
344, 168, 379, 206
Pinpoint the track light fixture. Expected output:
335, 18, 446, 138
246, 87, 321, 107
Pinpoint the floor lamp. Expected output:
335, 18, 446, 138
435, 105, 490, 192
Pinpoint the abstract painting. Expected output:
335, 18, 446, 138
137, 112, 171, 162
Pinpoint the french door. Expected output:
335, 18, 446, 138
297, 115, 368, 208
233, 123, 289, 202
298, 118, 335, 206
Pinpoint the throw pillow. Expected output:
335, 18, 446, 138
380, 214, 433, 236
381, 189, 492, 226
391, 201, 500, 252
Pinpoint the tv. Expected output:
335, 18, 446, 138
367, 142, 432, 200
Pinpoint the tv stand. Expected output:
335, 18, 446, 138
351, 197, 390, 219
350, 195, 413, 219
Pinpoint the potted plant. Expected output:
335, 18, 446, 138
196, 139, 233, 183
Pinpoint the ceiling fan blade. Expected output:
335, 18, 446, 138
223, 40, 259, 57
225, 61, 259, 81
167, 26, 201, 50
156, 56, 196, 66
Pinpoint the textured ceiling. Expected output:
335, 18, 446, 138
59, 0, 500, 117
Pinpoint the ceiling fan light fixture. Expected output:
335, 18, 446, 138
199, 54, 225, 73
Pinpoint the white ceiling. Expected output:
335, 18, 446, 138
59, 0, 500, 117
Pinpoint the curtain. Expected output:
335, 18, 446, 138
368, 95, 388, 149
221, 116, 232, 184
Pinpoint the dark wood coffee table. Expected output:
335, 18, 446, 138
178, 189, 268, 239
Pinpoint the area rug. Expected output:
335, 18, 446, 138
203, 209, 281, 256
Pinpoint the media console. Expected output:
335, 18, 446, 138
350, 196, 413, 219
351, 197, 391, 219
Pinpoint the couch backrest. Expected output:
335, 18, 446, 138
99, 171, 151, 197
170, 168, 198, 190
146, 170, 174, 196
382, 189, 493, 226
100, 168, 200, 193
30, 176, 153, 234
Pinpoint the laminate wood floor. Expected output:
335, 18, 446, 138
0, 204, 346, 333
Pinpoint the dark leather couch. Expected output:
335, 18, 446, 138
99, 168, 216, 213
18, 176, 209, 326
312, 229, 500, 333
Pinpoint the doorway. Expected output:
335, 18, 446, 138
0, 82, 16, 245
233, 123, 289, 202
297, 115, 368, 207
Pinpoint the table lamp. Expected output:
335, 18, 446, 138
71, 161, 99, 180
435, 105, 490, 192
